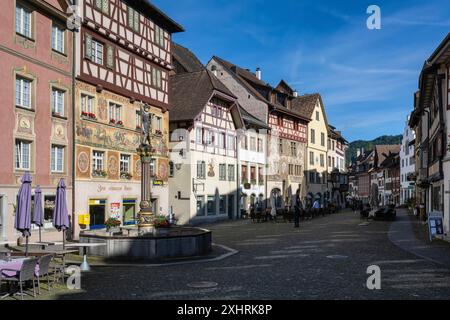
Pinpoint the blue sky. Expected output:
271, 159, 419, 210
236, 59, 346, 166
152, 0, 450, 142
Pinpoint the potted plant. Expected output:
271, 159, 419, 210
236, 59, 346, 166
105, 217, 121, 234
109, 119, 116, 125
116, 120, 124, 126
152, 215, 171, 236
155, 129, 162, 136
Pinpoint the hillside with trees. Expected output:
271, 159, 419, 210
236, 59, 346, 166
346, 135, 402, 164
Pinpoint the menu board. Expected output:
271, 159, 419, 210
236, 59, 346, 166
428, 212, 444, 242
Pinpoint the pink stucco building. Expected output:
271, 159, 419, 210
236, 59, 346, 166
0, 0, 74, 243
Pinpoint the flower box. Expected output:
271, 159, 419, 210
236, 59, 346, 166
93, 170, 107, 178
120, 172, 133, 180
81, 112, 97, 120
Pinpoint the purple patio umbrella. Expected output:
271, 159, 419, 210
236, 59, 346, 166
15, 172, 32, 256
53, 179, 70, 249
32, 185, 44, 243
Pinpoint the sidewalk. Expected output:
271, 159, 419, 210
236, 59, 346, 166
389, 209, 450, 269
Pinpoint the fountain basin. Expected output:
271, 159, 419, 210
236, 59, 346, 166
79, 226, 212, 260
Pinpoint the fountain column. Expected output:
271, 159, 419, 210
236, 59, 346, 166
137, 143, 154, 234
137, 103, 155, 235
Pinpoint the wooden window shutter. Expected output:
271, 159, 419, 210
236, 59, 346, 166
102, 0, 109, 15
106, 45, 115, 69
85, 34, 92, 60
134, 11, 139, 32
128, 8, 133, 28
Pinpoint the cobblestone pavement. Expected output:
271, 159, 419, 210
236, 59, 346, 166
6, 209, 450, 300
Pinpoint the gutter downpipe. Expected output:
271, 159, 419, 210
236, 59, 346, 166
71, 0, 78, 239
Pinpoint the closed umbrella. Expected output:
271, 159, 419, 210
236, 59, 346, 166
15, 172, 32, 256
32, 186, 44, 243
270, 192, 276, 218
53, 179, 70, 250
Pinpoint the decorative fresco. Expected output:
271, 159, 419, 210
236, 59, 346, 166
76, 146, 91, 179
107, 151, 120, 180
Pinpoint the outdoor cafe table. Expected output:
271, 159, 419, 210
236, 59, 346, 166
64, 243, 106, 271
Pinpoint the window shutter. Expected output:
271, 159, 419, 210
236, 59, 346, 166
85, 34, 92, 60
102, 0, 109, 15
128, 8, 134, 28
106, 45, 115, 69
134, 11, 139, 32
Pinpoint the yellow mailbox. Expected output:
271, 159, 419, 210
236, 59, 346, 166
78, 214, 90, 226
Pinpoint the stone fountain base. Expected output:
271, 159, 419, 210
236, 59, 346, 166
79, 226, 212, 260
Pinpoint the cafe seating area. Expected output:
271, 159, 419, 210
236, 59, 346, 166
0, 243, 78, 300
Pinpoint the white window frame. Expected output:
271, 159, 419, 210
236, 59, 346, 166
81, 94, 94, 114
51, 145, 64, 173
92, 151, 104, 172
51, 88, 65, 116
16, 76, 32, 109
16, 4, 32, 38
91, 39, 104, 65
120, 154, 131, 174
15, 140, 31, 170
51, 24, 65, 54
109, 102, 122, 122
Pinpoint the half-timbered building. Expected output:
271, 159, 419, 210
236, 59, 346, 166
0, 0, 74, 242
169, 68, 244, 224
74, 0, 183, 234
207, 58, 310, 212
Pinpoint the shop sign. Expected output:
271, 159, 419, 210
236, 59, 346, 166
110, 203, 121, 219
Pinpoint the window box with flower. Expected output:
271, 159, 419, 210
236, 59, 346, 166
116, 120, 124, 127
109, 119, 116, 125
155, 129, 163, 136
120, 172, 133, 180
81, 111, 97, 120
92, 169, 107, 178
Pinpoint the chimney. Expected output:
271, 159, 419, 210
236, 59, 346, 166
361, 147, 365, 155
256, 67, 261, 80
357, 149, 361, 157
211, 65, 218, 77
293, 90, 298, 98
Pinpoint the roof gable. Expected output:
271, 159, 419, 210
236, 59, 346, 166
170, 70, 237, 122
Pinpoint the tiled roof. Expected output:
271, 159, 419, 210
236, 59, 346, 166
375, 145, 401, 166
172, 42, 204, 73
291, 94, 320, 119
170, 70, 236, 122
